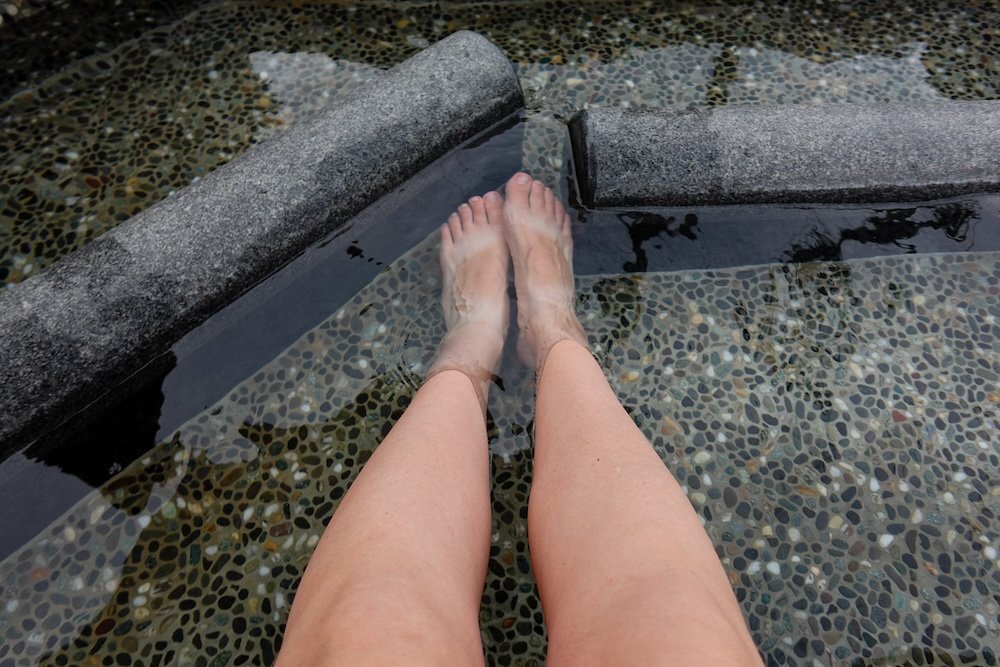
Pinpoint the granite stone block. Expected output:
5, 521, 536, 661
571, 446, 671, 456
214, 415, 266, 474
0, 30, 522, 453
571, 102, 1000, 206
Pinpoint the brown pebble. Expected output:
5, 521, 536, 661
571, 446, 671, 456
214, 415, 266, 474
94, 618, 115, 635
269, 522, 291, 537
661, 417, 682, 436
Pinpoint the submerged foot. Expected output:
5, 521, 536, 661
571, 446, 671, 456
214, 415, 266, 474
429, 192, 510, 410
501, 172, 588, 370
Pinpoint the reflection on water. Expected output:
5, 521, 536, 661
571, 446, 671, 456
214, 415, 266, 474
785, 202, 979, 264
1, 231, 997, 665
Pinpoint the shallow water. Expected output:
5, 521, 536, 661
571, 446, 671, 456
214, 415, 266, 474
2, 1, 1000, 665
1, 232, 998, 665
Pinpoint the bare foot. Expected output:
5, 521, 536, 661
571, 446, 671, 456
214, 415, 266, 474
501, 172, 588, 370
428, 192, 510, 412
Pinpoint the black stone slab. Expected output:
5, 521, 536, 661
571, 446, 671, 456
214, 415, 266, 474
0, 30, 523, 454
571, 102, 1000, 207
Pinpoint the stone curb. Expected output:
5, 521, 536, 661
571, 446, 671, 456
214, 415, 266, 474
0, 30, 523, 453
571, 102, 1000, 207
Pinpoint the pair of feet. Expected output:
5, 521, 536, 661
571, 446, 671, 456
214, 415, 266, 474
432, 172, 588, 402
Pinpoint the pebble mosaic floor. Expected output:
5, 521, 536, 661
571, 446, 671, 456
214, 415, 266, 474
3, 0, 1000, 664
1, 233, 998, 665
2, 0, 1000, 285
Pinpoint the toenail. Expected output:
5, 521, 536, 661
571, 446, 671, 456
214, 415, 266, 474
470, 196, 482, 202
513, 173, 531, 185
485, 191, 500, 202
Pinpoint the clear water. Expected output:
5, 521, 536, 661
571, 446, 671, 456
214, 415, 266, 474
1, 2, 999, 666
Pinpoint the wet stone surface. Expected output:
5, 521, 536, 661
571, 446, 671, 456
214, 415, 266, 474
1, 0, 1000, 286
0, 235, 998, 665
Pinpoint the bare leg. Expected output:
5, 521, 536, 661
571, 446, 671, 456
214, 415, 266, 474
502, 172, 761, 666
277, 193, 509, 666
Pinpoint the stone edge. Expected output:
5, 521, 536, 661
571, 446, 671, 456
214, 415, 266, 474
0, 31, 524, 454
572, 102, 1000, 207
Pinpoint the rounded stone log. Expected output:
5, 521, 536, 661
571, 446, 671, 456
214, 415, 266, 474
571, 102, 1000, 207
0, 30, 522, 453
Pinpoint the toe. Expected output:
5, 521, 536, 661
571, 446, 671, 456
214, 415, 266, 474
458, 203, 473, 230
543, 186, 556, 217
529, 179, 546, 211
484, 191, 503, 224
505, 172, 532, 210
468, 196, 486, 226
447, 212, 462, 239
440, 222, 454, 246
553, 195, 566, 221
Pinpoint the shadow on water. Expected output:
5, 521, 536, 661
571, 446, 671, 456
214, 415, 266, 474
574, 198, 993, 277
617, 211, 700, 273
783, 202, 978, 263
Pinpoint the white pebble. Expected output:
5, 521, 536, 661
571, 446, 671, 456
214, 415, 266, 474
136, 514, 151, 529
879, 534, 895, 548
5, 600, 17, 613
869, 478, 880, 492
943, 492, 956, 504
953, 472, 967, 482
788, 527, 801, 542
747, 561, 762, 575
985, 546, 997, 560
911, 509, 923, 524
693, 451, 711, 465
243, 507, 254, 522
766, 562, 781, 575
333, 463, 343, 473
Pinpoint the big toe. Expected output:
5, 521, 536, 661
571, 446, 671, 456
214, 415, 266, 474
504, 172, 533, 210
